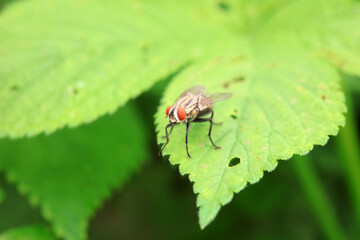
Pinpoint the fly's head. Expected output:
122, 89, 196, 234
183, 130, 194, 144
166, 105, 187, 124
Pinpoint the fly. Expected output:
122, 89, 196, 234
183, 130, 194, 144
159, 85, 232, 158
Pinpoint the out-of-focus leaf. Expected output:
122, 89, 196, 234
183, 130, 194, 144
0, 104, 148, 240
0, 179, 45, 234
0, 225, 55, 240
0, 0, 216, 138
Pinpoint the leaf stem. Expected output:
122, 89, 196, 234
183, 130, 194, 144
335, 85, 360, 233
293, 155, 347, 240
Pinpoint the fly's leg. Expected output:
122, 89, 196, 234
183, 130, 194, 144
159, 123, 174, 156
193, 111, 221, 150
185, 122, 191, 158
207, 111, 221, 149
161, 126, 174, 139
169, 126, 174, 134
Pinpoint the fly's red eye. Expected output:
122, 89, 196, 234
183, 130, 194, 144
166, 106, 172, 115
177, 108, 186, 121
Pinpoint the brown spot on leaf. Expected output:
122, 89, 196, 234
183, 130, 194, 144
231, 55, 247, 63
223, 75, 246, 88
268, 62, 277, 68
68, 86, 79, 96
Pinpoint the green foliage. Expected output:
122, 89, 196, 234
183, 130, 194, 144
0, 0, 359, 238
0, 188, 3, 204
293, 155, 346, 240
336, 74, 360, 234
155, 0, 360, 228
0, 225, 55, 240
0, 104, 148, 240
0, 0, 202, 138
0, 181, 45, 234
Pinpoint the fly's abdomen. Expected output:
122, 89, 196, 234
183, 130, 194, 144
197, 106, 213, 118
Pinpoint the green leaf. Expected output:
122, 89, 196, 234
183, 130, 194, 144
0, 181, 45, 234
0, 225, 55, 240
0, 0, 208, 138
156, 0, 358, 228
0, 104, 148, 240
240, 0, 360, 76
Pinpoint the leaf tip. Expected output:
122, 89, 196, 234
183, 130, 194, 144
198, 202, 222, 230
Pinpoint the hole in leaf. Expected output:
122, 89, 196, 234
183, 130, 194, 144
9, 84, 20, 92
218, 1, 231, 12
228, 157, 240, 167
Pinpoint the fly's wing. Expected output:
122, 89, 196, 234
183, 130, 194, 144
179, 85, 206, 98
173, 85, 206, 108
200, 92, 233, 106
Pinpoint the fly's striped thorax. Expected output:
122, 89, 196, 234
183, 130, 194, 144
173, 93, 212, 121
175, 93, 199, 113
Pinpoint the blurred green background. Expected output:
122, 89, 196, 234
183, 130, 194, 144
0, 0, 360, 239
